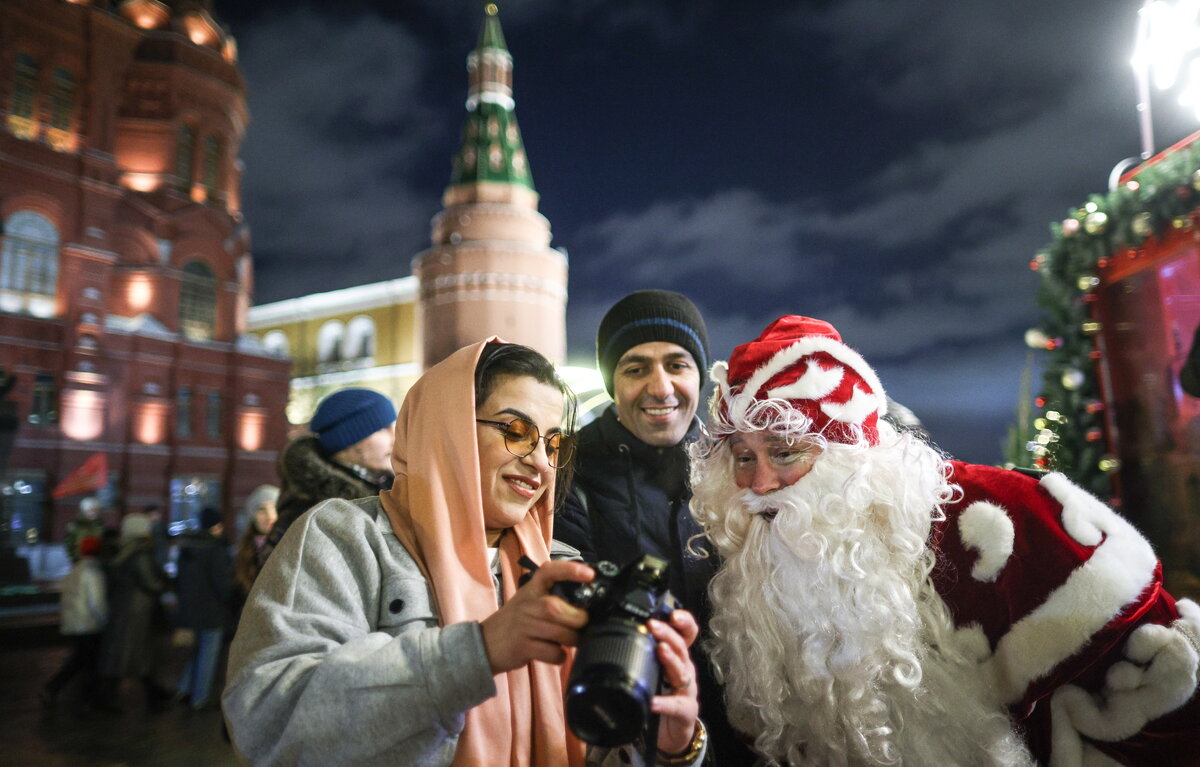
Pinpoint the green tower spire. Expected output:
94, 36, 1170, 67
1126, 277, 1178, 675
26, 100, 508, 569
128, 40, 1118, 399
450, 4, 534, 190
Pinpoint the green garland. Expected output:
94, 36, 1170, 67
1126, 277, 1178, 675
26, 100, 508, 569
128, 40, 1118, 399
1014, 137, 1200, 499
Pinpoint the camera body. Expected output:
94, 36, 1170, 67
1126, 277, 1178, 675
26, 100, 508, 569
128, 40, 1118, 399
552, 554, 679, 747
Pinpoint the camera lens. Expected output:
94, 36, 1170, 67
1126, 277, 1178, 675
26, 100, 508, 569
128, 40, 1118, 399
565, 620, 660, 746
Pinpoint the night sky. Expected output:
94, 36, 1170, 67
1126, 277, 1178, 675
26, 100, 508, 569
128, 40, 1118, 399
210, 0, 1200, 464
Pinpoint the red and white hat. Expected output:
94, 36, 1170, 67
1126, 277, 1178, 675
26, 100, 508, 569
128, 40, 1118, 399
711, 315, 888, 445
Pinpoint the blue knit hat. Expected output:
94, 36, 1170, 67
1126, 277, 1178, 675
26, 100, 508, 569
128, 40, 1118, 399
310, 388, 397, 455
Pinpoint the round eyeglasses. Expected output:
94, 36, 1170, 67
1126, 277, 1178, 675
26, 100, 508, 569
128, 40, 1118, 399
476, 417, 575, 468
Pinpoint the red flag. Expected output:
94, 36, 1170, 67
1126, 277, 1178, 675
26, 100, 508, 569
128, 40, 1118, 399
52, 452, 109, 499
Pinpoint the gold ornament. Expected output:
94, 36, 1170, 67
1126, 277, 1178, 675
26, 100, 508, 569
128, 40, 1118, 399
1076, 275, 1099, 291
1192, 168, 1200, 191
1084, 211, 1108, 234
1098, 455, 1121, 472
1131, 212, 1153, 237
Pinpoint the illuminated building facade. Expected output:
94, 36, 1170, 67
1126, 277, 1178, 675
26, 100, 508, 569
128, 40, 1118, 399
0, 0, 289, 548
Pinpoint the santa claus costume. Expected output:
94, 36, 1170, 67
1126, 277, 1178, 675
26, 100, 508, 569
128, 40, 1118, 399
690, 315, 1200, 767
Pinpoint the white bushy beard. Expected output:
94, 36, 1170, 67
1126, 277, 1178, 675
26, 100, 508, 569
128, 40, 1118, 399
690, 425, 1033, 767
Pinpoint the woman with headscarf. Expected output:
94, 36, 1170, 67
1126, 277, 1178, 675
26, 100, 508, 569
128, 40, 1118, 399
224, 341, 706, 766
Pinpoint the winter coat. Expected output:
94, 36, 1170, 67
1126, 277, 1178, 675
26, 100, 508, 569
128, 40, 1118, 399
175, 530, 232, 631
555, 407, 716, 619
258, 434, 392, 566
99, 538, 165, 678
59, 557, 106, 635
225, 496, 702, 767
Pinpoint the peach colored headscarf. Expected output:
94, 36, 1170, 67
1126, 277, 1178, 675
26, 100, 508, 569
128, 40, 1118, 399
379, 339, 584, 767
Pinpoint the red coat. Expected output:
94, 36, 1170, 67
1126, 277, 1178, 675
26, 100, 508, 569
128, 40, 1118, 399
933, 462, 1200, 766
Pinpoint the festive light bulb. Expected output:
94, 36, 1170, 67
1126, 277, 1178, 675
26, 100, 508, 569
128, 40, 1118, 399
1061, 369, 1086, 390
1084, 211, 1108, 234
1098, 456, 1122, 472
1034, 418, 1048, 430
1045, 410, 1062, 422
1025, 328, 1050, 348
1061, 218, 1081, 236
1081, 321, 1102, 334
1076, 275, 1100, 291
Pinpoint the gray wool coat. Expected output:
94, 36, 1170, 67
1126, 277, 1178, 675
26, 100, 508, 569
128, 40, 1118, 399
223, 497, 705, 767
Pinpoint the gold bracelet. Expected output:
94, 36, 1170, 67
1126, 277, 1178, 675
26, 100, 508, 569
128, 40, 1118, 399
657, 719, 707, 766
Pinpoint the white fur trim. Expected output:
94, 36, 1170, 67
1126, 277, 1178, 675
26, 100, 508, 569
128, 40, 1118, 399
1049, 610, 1199, 766
953, 622, 994, 663
710, 361, 728, 391
771, 361, 843, 401
958, 502, 1015, 583
985, 473, 1158, 705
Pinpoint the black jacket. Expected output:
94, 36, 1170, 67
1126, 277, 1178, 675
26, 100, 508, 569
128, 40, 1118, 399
174, 531, 232, 631
557, 407, 756, 766
556, 407, 715, 619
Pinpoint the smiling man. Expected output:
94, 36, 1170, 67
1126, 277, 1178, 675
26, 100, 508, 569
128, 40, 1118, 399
690, 315, 1200, 767
557, 290, 756, 766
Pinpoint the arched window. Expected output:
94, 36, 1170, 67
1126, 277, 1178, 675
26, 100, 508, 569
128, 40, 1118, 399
1, 211, 60, 314
202, 134, 222, 190
179, 260, 216, 342
49, 68, 74, 131
317, 320, 344, 363
8, 53, 39, 140
344, 315, 376, 360
263, 330, 289, 357
176, 125, 195, 190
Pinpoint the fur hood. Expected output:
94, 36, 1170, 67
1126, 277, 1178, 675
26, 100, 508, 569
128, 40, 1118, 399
275, 435, 389, 528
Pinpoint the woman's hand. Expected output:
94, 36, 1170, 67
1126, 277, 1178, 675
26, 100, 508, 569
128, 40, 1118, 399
480, 559, 593, 674
649, 609, 702, 755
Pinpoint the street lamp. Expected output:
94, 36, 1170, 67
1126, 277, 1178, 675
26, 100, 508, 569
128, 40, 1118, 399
1112, 0, 1200, 188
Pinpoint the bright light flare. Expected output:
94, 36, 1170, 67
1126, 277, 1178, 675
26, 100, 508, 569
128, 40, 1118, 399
1134, 1, 1200, 97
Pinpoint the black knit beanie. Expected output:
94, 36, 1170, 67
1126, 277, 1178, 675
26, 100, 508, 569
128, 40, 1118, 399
596, 290, 710, 396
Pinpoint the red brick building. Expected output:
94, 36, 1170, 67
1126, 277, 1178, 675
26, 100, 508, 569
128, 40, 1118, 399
0, 0, 289, 552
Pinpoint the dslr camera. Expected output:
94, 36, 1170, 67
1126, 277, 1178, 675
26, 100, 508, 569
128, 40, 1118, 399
552, 554, 680, 746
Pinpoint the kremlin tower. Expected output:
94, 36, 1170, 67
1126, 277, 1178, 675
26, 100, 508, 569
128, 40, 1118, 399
413, 4, 568, 367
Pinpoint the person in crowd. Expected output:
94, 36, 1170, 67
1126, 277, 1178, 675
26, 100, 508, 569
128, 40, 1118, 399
232, 485, 279, 608
225, 340, 707, 766
64, 497, 104, 562
689, 315, 1200, 766
42, 535, 107, 709
174, 506, 233, 710
556, 289, 752, 765
258, 388, 397, 565
97, 512, 172, 711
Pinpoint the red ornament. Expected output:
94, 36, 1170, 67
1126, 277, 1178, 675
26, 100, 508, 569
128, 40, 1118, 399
1029, 259, 1040, 271
1098, 257, 1109, 268
1033, 456, 1048, 468
1086, 429, 1104, 441
1088, 350, 1103, 360
1035, 396, 1046, 407
1085, 401, 1104, 414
